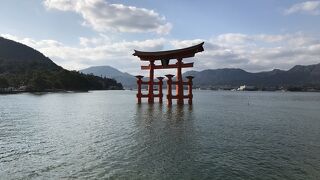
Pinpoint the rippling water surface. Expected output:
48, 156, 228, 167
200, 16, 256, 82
1, 90, 320, 179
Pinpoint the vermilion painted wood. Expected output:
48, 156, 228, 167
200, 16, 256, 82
165, 74, 174, 105
135, 75, 144, 104
148, 61, 155, 103
140, 62, 194, 70
133, 42, 204, 105
157, 77, 164, 103
133, 42, 204, 61
186, 76, 194, 105
176, 58, 184, 105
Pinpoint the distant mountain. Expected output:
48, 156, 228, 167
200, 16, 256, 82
0, 37, 123, 91
0, 37, 61, 74
183, 63, 320, 89
80, 66, 136, 89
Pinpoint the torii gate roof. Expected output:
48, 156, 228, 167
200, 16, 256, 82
133, 42, 204, 61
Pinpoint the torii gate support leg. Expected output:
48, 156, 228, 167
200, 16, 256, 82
165, 74, 174, 106
186, 76, 194, 105
135, 75, 144, 104
157, 77, 164, 103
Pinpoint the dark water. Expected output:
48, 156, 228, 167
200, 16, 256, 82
1, 90, 320, 179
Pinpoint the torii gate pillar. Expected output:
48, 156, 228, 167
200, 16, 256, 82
148, 60, 155, 103
176, 58, 184, 105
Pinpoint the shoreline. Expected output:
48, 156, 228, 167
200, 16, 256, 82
0, 89, 124, 95
2, 89, 319, 95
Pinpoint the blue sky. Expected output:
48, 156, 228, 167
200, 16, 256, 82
1, 0, 320, 74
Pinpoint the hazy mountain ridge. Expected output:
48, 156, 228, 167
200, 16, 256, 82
183, 63, 320, 89
80, 66, 136, 89
0, 37, 123, 91
0, 37, 61, 74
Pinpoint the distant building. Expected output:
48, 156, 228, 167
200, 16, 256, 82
19, 86, 27, 91
237, 85, 257, 91
0, 87, 14, 93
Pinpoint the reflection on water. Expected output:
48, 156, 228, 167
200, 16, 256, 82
135, 103, 193, 123
132, 103, 199, 179
1, 90, 320, 179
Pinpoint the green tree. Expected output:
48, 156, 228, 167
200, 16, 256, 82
27, 72, 52, 91
0, 77, 9, 88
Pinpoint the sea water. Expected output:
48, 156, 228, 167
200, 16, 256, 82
1, 90, 320, 179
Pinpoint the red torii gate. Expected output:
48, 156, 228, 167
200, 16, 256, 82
133, 42, 204, 105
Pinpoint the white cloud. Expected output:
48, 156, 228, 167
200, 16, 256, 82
1, 34, 166, 74
2, 33, 320, 75
216, 33, 251, 45
43, 0, 172, 34
213, 33, 289, 45
171, 33, 320, 72
170, 39, 205, 49
285, 1, 320, 15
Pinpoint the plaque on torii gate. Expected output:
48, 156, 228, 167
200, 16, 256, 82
133, 42, 204, 105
